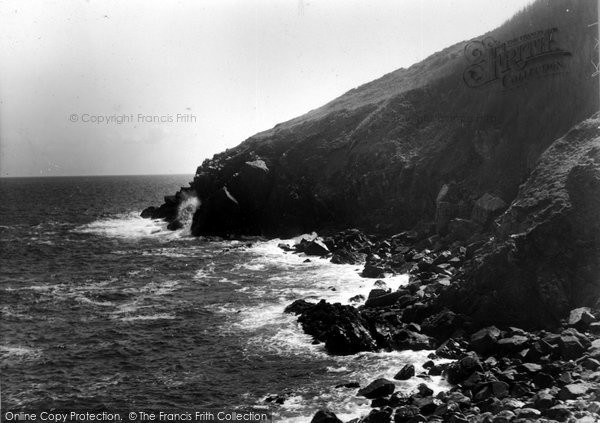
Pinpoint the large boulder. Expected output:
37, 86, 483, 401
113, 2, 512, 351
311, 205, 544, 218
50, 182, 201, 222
296, 300, 378, 355
471, 193, 507, 227
310, 410, 343, 423
357, 378, 395, 399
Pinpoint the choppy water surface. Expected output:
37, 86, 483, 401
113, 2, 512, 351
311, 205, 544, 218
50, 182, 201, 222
0, 176, 448, 422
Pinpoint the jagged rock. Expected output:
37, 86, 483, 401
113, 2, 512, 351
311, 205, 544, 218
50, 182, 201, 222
284, 299, 315, 315
357, 378, 395, 399
368, 289, 390, 299
415, 383, 433, 397
362, 264, 388, 278
140, 206, 157, 218
295, 300, 377, 355
412, 396, 440, 415
310, 410, 343, 423
497, 335, 530, 354
362, 409, 392, 423
470, 326, 501, 355
298, 239, 330, 256
278, 242, 293, 251
364, 291, 404, 308
166, 220, 183, 230
421, 309, 466, 341
557, 331, 588, 360
581, 357, 600, 370
568, 307, 596, 330
330, 248, 366, 265
445, 354, 483, 385
394, 364, 415, 380
389, 329, 435, 351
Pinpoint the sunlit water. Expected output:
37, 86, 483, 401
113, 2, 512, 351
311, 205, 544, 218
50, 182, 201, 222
0, 176, 449, 422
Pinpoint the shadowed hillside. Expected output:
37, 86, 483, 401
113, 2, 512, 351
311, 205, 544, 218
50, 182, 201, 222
146, 0, 598, 240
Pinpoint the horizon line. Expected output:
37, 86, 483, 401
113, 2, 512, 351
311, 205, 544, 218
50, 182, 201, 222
0, 172, 195, 179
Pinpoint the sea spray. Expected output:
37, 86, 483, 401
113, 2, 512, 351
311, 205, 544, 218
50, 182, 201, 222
175, 192, 200, 234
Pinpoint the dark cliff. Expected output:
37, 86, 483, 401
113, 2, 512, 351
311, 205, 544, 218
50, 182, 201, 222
439, 113, 600, 329
153, 0, 597, 238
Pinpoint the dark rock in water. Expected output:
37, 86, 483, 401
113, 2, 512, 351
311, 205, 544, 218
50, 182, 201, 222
568, 307, 596, 330
415, 383, 433, 397
264, 393, 290, 404
330, 248, 366, 265
348, 294, 365, 303
362, 264, 388, 278
167, 220, 184, 230
325, 322, 378, 355
140, 206, 157, 218
284, 299, 315, 315
310, 410, 343, 423
298, 239, 330, 256
334, 381, 360, 389
296, 300, 377, 355
373, 280, 389, 289
277, 243, 293, 252
357, 378, 395, 399
394, 364, 415, 380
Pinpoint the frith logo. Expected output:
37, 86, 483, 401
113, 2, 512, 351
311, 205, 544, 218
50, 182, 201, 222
463, 27, 572, 90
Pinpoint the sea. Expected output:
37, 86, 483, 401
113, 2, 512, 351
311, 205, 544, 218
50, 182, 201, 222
0, 175, 449, 422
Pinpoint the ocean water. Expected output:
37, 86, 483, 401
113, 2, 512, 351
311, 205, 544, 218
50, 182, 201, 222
0, 175, 449, 422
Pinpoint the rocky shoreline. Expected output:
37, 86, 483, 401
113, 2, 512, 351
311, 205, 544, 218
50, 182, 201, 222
140, 113, 599, 422
273, 229, 600, 423
138, 1, 599, 417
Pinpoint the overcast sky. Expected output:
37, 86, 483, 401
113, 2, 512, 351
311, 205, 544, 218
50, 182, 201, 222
0, 0, 534, 177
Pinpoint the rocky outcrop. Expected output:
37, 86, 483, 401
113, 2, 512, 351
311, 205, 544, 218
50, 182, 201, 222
144, 0, 597, 238
440, 114, 600, 329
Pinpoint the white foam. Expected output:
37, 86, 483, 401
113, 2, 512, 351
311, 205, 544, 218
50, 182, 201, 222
0, 345, 41, 360
119, 313, 177, 322
73, 212, 191, 239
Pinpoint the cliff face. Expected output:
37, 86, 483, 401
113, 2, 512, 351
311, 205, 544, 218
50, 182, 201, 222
169, 0, 597, 238
440, 114, 600, 329
146, 0, 597, 240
